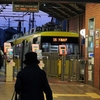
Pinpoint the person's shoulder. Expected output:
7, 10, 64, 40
17, 67, 26, 75
40, 69, 46, 76
16, 70, 22, 77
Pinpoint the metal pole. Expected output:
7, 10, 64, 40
32, 13, 34, 28
20, 40, 26, 70
61, 55, 65, 81
68, 58, 71, 82
46, 56, 48, 77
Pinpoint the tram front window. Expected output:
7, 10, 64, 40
42, 43, 49, 52
41, 43, 79, 55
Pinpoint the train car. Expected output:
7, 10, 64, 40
6, 31, 79, 54
32, 31, 79, 53
5, 31, 80, 78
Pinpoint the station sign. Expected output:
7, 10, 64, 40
0, 0, 99, 3
0, 0, 40, 3
13, 2, 39, 12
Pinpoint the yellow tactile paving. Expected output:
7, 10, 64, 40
53, 93, 88, 97
0, 72, 100, 100
51, 93, 100, 98
86, 93, 100, 98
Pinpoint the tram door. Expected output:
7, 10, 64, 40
20, 40, 32, 70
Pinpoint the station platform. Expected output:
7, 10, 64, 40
0, 67, 100, 100
0, 76, 100, 100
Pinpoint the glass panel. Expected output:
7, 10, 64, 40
88, 36, 94, 52
41, 42, 79, 55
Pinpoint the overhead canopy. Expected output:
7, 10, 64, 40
0, 0, 86, 20
0, 0, 99, 3
40, 2, 85, 20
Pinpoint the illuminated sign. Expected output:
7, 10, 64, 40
13, 2, 39, 12
53, 38, 57, 42
59, 45, 67, 55
0, 0, 99, 3
1, 0, 40, 1
80, 29, 85, 38
53, 38, 67, 42
4, 42, 11, 53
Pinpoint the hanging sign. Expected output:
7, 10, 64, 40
13, 2, 39, 12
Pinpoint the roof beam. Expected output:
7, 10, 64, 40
40, 4, 66, 19
40, 6, 64, 20
48, 3, 73, 17
51, 7, 70, 18
56, 3, 79, 15
44, 3, 75, 17
41, 0, 100, 3
75, 3, 85, 11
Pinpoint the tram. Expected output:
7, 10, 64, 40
4, 23, 80, 78
6, 31, 79, 59
6, 31, 79, 54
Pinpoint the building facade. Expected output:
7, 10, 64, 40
85, 3, 100, 89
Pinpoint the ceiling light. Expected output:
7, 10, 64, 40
44, 4, 46, 6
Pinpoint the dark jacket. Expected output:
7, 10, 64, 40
15, 64, 53, 100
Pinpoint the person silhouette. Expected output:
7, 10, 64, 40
15, 52, 53, 100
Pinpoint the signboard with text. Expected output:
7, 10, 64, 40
13, 2, 39, 12
0, 0, 99, 3
0, 0, 40, 2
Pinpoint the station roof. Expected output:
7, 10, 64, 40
40, 2, 86, 20
0, 1, 86, 21
1, 0, 100, 21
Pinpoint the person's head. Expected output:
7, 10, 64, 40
23, 52, 40, 65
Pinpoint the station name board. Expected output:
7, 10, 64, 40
2, 0, 40, 1
13, 2, 39, 12
0, 0, 99, 3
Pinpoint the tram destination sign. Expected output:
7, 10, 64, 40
13, 2, 39, 12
